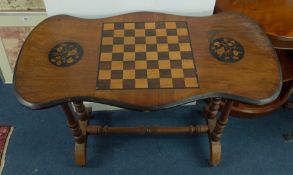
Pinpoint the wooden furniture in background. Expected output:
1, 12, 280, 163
14, 12, 281, 166
215, 0, 293, 116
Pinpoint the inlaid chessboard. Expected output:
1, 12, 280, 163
96, 21, 199, 90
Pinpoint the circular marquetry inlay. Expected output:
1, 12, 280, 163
209, 38, 244, 63
48, 42, 83, 67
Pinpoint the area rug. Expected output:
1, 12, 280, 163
0, 126, 13, 175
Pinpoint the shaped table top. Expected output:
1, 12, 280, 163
14, 12, 282, 110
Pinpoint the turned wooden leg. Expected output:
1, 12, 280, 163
208, 100, 234, 166
204, 98, 221, 134
62, 102, 87, 166
204, 98, 233, 166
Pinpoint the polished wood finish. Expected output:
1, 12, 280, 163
229, 80, 293, 117
86, 125, 208, 135
62, 103, 88, 166
14, 12, 282, 167
204, 99, 234, 166
215, 0, 293, 49
211, 100, 233, 142
204, 98, 221, 120
14, 12, 281, 110
62, 103, 85, 144
215, 1, 293, 117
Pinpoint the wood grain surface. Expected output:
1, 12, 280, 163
215, 0, 293, 49
14, 12, 282, 110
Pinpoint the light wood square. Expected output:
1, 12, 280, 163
156, 29, 167, 36
160, 78, 173, 88
135, 79, 148, 88
182, 60, 195, 69
124, 52, 135, 61
114, 30, 124, 37
135, 29, 145, 36
167, 36, 179, 44
146, 36, 157, 44
157, 44, 169, 52
135, 44, 147, 52
100, 53, 112, 61
135, 61, 147, 69
165, 22, 177, 29
179, 43, 192, 51
184, 78, 198, 87
158, 60, 171, 69
124, 23, 135, 29
112, 45, 124, 53
111, 61, 123, 70
171, 69, 184, 78
145, 22, 156, 29
169, 51, 181, 60
123, 70, 135, 79
146, 52, 159, 60
98, 70, 111, 79
104, 23, 114, 30
147, 69, 160, 78
110, 79, 123, 89
102, 37, 113, 45
177, 28, 189, 36
124, 37, 135, 44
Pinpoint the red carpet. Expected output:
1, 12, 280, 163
0, 126, 13, 174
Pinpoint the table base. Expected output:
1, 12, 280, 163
61, 98, 233, 166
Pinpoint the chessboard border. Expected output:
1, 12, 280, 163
96, 21, 201, 90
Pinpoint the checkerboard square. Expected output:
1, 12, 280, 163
135, 79, 148, 88
111, 70, 123, 79
135, 52, 147, 60
184, 77, 198, 87
98, 70, 111, 80
123, 52, 135, 61
104, 23, 114, 30
112, 53, 124, 61
113, 37, 124, 44
147, 69, 160, 79
145, 22, 156, 29
160, 78, 173, 88
102, 37, 113, 45
146, 52, 159, 60
124, 37, 135, 44
124, 23, 135, 29
171, 69, 184, 78
100, 53, 112, 61
110, 79, 123, 89
135, 69, 147, 79
123, 70, 135, 79
123, 61, 135, 70
97, 80, 111, 89
135, 60, 147, 69
135, 29, 145, 36
111, 61, 123, 70
114, 30, 124, 37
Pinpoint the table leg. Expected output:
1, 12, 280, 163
204, 98, 233, 166
62, 102, 88, 166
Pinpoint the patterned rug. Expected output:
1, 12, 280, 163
0, 126, 13, 175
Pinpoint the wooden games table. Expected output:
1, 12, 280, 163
13, 12, 282, 166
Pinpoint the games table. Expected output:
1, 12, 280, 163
13, 12, 282, 166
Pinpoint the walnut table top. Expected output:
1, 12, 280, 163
14, 12, 282, 110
